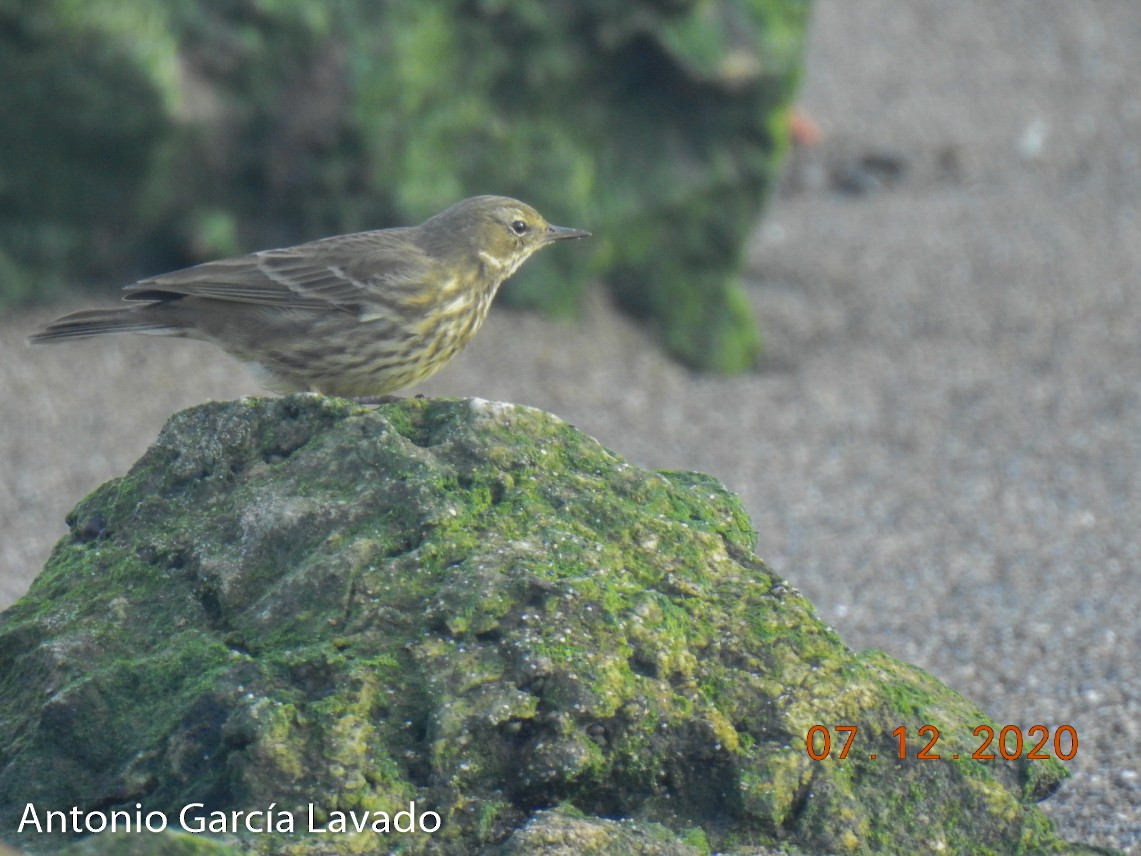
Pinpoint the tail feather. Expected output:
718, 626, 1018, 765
29, 309, 180, 343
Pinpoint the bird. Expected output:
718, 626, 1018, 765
30, 195, 590, 398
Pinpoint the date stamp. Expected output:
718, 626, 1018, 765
805, 724, 1077, 761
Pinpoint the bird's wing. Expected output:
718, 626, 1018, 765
123, 229, 432, 315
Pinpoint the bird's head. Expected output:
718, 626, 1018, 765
420, 195, 590, 278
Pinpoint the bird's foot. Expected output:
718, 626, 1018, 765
349, 394, 405, 405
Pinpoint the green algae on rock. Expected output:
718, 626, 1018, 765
0, 396, 1102, 855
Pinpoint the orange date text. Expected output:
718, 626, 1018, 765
804, 724, 1077, 761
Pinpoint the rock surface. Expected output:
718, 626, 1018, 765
0, 397, 1099, 854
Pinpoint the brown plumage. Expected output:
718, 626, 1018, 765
30, 196, 589, 397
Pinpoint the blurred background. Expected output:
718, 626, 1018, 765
2, 0, 1139, 851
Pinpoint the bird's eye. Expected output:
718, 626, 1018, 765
510, 220, 529, 236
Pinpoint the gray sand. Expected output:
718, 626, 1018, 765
2, 1, 1138, 850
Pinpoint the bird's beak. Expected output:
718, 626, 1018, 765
544, 224, 591, 242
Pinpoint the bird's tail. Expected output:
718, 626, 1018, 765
28, 309, 179, 343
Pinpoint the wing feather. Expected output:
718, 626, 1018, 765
122, 228, 432, 316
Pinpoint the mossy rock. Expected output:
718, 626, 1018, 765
0, 397, 1105, 855
1, 0, 811, 372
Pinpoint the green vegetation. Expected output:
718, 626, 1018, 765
2, 0, 812, 371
